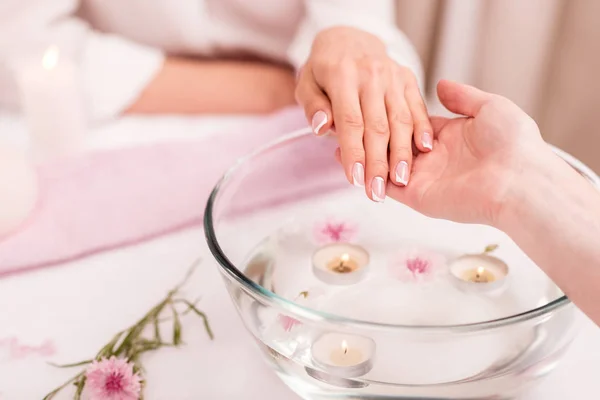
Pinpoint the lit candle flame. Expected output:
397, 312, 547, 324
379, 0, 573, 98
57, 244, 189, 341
341, 340, 348, 355
42, 45, 59, 70
476, 266, 485, 277
340, 253, 350, 264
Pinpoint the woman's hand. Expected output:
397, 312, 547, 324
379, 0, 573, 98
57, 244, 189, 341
384, 79, 551, 225
295, 27, 432, 202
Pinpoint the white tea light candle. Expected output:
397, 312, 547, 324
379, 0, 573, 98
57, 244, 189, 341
311, 332, 375, 377
312, 243, 369, 285
17, 45, 86, 160
449, 253, 509, 293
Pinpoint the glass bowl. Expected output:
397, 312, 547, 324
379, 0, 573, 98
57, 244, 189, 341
204, 129, 598, 399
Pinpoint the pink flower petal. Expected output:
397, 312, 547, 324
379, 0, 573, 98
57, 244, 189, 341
86, 356, 142, 400
389, 248, 446, 282
277, 315, 302, 332
313, 218, 358, 244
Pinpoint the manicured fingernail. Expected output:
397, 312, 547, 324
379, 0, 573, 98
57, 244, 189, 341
311, 111, 328, 135
422, 132, 433, 150
395, 161, 409, 185
352, 163, 365, 187
371, 176, 385, 202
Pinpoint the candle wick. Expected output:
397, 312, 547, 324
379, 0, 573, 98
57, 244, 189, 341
343, 347, 347, 355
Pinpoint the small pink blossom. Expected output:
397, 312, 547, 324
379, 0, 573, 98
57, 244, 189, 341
86, 356, 142, 400
313, 218, 358, 244
389, 249, 446, 282
277, 315, 302, 332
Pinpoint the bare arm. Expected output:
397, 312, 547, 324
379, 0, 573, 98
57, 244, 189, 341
126, 57, 297, 115
498, 149, 600, 323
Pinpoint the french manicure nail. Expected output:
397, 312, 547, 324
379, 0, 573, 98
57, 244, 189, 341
422, 132, 433, 150
311, 110, 328, 135
372, 176, 385, 202
395, 161, 409, 185
352, 163, 365, 187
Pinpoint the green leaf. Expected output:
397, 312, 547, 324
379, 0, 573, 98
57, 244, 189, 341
42, 372, 84, 400
177, 299, 214, 340
484, 244, 499, 253
171, 304, 183, 346
47, 359, 93, 368
97, 331, 124, 359
74, 376, 86, 400
153, 314, 162, 342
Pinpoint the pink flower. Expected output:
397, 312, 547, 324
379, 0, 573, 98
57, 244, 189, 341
86, 356, 142, 400
389, 249, 446, 282
277, 315, 302, 332
313, 218, 358, 244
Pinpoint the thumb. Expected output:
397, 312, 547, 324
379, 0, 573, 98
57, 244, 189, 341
295, 67, 334, 136
437, 79, 492, 118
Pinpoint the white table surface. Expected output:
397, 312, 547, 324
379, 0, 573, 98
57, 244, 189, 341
0, 114, 598, 399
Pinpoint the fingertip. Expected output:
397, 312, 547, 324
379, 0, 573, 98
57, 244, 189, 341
351, 162, 365, 187
311, 109, 332, 136
370, 176, 386, 203
421, 131, 433, 152
391, 160, 410, 187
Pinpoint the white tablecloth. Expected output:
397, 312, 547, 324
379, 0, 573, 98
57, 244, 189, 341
0, 115, 598, 399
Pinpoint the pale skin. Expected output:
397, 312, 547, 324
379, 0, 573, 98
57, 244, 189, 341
296, 27, 432, 203
126, 57, 297, 115
362, 79, 600, 326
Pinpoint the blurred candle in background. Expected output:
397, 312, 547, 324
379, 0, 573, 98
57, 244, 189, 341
0, 143, 38, 237
16, 45, 86, 161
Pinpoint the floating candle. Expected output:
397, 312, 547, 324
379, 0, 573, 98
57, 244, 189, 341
311, 332, 375, 378
312, 243, 369, 285
449, 252, 509, 293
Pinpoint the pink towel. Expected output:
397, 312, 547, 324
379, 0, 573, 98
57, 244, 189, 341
0, 108, 341, 277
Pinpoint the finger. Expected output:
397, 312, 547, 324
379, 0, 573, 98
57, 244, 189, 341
386, 88, 413, 187
437, 79, 493, 117
361, 81, 390, 202
405, 81, 433, 152
330, 85, 366, 187
295, 67, 333, 136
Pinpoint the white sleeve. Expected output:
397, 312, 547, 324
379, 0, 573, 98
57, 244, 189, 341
0, 0, 164, 121
287, 0, 423, 89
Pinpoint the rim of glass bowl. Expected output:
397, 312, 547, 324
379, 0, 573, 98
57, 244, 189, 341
204, 127, 600, 333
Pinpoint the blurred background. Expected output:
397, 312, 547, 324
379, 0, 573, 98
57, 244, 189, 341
397, 0, 600, 171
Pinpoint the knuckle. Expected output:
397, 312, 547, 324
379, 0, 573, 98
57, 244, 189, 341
366, 117, 390, 137
398, 65, 417, 80
413, 117, 431, 129
344, 146, 365, 161
342, 113, 364, 131
338, 62, 358, 80
390, 109, 413, 127
361, 58, 386, 78
392, 144, 412, 158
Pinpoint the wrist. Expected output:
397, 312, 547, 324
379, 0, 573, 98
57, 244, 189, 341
495, 145, 565, 232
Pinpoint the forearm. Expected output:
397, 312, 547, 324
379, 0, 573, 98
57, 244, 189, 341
126, 57, 296, 115
498, 147, 600, 323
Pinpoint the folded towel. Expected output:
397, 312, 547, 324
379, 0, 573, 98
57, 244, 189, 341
0, 108, 341, 277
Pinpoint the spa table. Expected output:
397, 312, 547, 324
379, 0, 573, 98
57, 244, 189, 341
0, 114, 598, 399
